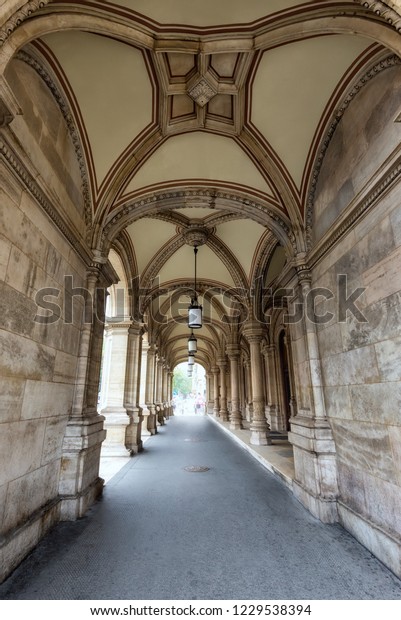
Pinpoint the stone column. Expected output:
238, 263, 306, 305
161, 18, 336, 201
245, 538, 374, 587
212, 366, 220, 416
262, 343, 283, 432
145, 343, 157, 435
156, 357, 165, 426
244, 359, 253, 422
100, 320, 131, 454
59, 264, 111, 519
226, 344, 243, 430
206, 372, 214, 414
123, 322, 144, 454
168, 371, 175, 416
244, 323, 271, 445
217, 357, 229, 421
162, 364, 169, 420
288, 269, 338, 522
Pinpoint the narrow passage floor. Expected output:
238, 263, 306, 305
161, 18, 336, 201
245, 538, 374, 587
1, 416, 401, 600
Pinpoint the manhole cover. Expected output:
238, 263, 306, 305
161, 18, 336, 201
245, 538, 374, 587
184, 466, 210, 473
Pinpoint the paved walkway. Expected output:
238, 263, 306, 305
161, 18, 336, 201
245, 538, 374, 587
1, 416, 401, 600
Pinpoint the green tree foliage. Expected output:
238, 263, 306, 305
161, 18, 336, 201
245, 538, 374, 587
173, 366, 192, 396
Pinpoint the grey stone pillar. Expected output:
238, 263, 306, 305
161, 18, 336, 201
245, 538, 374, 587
288, 269, 339, 523
168, 371, 174, 416
244, 323, 271, 446
212, 366, 220, 416
226, 344, 243, 430
156, 357, 165, 426
262, 343, 283, 432
206, 372, 214, 414
123, 322, 144, 454
100, 320, 131, 454
59, 265, 109, 519
217, 357, 229, 421
145, 343, 157, 435
244, 358, 253, 422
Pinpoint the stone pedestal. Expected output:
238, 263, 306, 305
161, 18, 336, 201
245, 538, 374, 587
125, 406, 143, 455
101, 408, 131, 456
59, 414, 106, 520
289, 414, 338, 522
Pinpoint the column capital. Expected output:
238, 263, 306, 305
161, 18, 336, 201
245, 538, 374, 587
105, 319, 131, 333
243, 321, 265, 342
148, 343, 157, 355
212, 366, 219, 375
226, 344, 241, 359
128, 320, 145, 336
261, 342, 276, 357
217, 357, 227, 368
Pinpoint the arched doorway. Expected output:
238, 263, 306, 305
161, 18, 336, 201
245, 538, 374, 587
173, 362, 206, 416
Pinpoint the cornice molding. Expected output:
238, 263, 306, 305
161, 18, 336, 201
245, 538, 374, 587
104, 187, 295, 254
354, 0, 401, 31
0, 1, 51, 47
15, 48, 93, 230
305, 53, 401, 250
0, 134, 92, 266
308, 153, 401, 267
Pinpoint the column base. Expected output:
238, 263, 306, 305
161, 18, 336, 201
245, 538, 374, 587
289, 414, 339, 522
101, 407, 130, 456
292, 480, 338, 523
124, 407, 143, 455
145, 405, 157, 435
250, 419, 272, 445
59, 414, 106, 519
229, 413, 243, 430
219, 409, 229, 422
250, 429, 272, 446
268, 405, 287, 433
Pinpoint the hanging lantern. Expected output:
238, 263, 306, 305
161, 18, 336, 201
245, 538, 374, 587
188, 331, 197, 354
188, 354, 195, 366
188, 246, 202, 329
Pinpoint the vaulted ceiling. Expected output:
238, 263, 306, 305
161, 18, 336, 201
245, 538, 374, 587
4, 0, 398, 368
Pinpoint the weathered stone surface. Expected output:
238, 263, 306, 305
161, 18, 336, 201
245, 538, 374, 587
0, 330, 55, 381
0, 419, 47, 487
313, 65, 401, 242
0, 376, 25, 422
331, 419, 396, 484
321, 345, 380, 387
0, 234, 11, 281
42, 416, 70, 465
315, 323, 343, 359
21, 380, 74, 420
53, 350, 78, 384
350, 382, 401, 425
324, 386, 353, 420
2, 462, 60, 535
362, 244, 401, 307
6, 59, 85, 227
362, 470, 401, 542
0, 191, 48, 268
337, 460, 367, 514
0, 280, 38, 339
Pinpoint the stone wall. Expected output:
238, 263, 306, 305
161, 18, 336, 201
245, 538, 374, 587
310, 65, 401, 575
0, 54, 89, 581
313, 61, 401, 243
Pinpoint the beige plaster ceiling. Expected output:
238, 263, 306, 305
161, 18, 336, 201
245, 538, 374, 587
17, 0, 389, 369
107, 0, 311, 26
